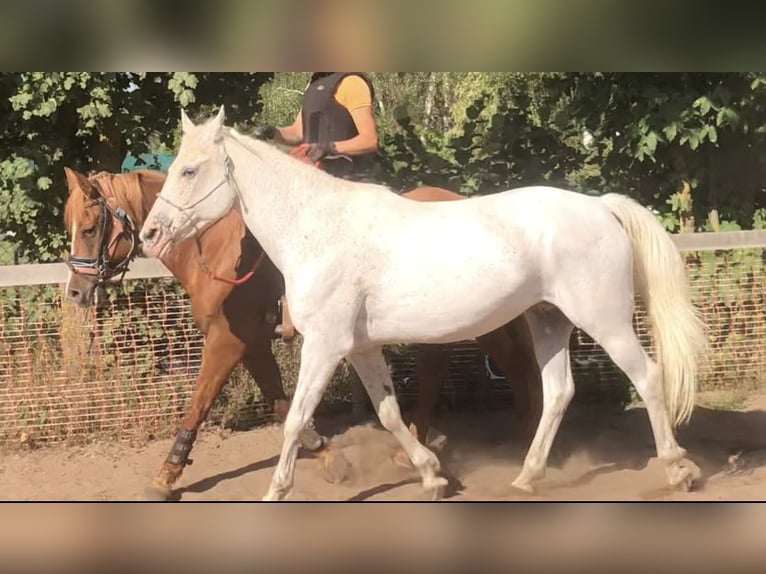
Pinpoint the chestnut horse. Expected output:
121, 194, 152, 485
63, 167, 541, 500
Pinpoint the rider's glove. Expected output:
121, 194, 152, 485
305, 142, 338, 162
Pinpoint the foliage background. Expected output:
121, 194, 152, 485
1, 73, 765, 442
3, 72, 766, 265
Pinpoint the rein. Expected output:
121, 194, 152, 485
192, 234, 267, 286
288, 144, 322, 167
154, 150, 262, 287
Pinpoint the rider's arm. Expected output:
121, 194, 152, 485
274, 112, 304, 146
331, 76, 378, 157
333, 106, 378, 156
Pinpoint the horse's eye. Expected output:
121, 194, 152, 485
82, 226, 97, 238
182, 166, 197, 178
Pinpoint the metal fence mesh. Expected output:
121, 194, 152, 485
1, 246, 765, 444
0, 280, 202, 441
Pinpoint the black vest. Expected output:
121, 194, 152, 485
302, 72, 377, 180
302, 72, 374, 143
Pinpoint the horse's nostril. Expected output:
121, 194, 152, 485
142, 227, 158, 243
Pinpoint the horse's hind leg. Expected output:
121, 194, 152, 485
349, 347, 448, 499
511, 305, 575, 493
478, 316, 542, 441
145, 325, 244, 501
578, 321, 695, 490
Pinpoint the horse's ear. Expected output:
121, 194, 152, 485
64, 167, 79, 191
214, 105, 225, 127
210, 105, 226, 141
181, 108, 195, 133
64, 167, 96, 198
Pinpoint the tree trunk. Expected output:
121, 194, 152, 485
424, 73, 438, 130
679, 180, 695, 233
708, 209, 720, 232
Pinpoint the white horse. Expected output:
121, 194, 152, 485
139, 107, 707, 501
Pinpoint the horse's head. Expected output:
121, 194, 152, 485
63, 167, 141, 307
140, 106, 235, 259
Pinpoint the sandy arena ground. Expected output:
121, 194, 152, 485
1, 394, 765, 501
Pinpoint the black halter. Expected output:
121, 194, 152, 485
66, 179, 140, 288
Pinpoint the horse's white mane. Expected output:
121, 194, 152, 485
222, 127, 344, 188
222, 126, 389, 195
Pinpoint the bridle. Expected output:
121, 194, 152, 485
66, 175, 140, 287
153, 154, 266, 287
145, 136, 341, 287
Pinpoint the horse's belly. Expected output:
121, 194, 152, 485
361, 271, 539, 345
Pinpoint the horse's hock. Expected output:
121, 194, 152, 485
0, 229, 765, 444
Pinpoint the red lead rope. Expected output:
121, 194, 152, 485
288, 144, 322, 167
210, 250, 267, 286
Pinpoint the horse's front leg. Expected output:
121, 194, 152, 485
242, 345, 349, 483
263, 336, 344, 501
144, 325, 245, 501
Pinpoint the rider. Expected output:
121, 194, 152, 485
254, 72, 379, 182
254, 72, 379, 340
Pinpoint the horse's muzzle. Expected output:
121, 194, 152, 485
139, 224, 165, 258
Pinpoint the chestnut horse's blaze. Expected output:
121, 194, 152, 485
63, 167, 540, 500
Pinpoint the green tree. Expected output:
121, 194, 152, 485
548, 72, 766, 230
0, 72, 271, 263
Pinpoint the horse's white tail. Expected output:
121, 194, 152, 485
600, 193, 707, 426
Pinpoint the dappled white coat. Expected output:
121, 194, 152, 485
140, 107, 707, 501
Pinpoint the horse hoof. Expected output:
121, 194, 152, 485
318, 449, 351, 485
300, 428, 326, 452
510, 478, 535, 495
670, 465, 699, 492
424, 477, 448, 501
143, 485, 173, 501
262, 487, 290, 501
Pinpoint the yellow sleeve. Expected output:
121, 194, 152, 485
334, 75, 373, 111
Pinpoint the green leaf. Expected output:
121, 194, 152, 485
716, 107, 740, 127
693, 96, 712, 116
663, 123, 677, 142
688, 134, 700, 150
718, 220, 742, 231
645, 131, 658, 153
